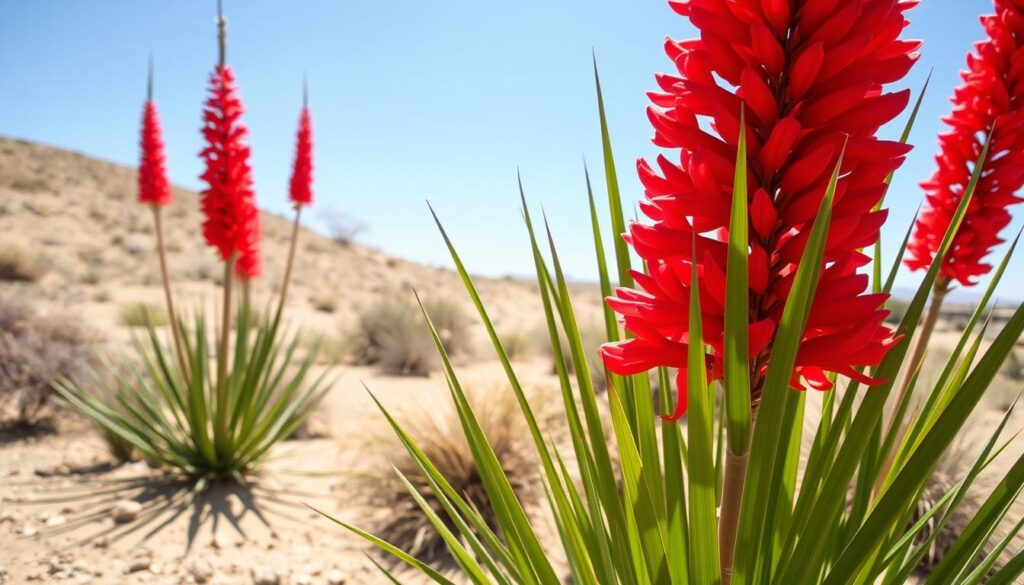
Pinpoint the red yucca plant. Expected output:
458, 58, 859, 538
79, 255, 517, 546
906, 0, 1024, 289
56, 4, 329, 482
326, 1, 1024, 584
600, 0, 917, 576
882, 0, 1024, 475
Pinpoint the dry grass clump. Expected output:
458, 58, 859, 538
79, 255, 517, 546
908, 448, 985, 577
350, 296, 470, 376
8, 175, 50, 193
118, 302, 169, 327
0, 242, 49, 282
353, 384, 550, 566
0, 296, 98, 424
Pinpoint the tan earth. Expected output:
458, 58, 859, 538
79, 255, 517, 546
0, 136, 1022, 584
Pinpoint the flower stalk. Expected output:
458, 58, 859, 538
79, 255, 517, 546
138, 58, 188, 381
277, 81, 314, 320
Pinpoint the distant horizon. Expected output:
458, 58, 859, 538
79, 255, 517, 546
2, 0, 1022, 302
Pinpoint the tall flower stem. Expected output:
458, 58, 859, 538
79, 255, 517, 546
275, 206, 302, 323
215, 254, 236, 459
217, 0, 226, 69
874, 276, 950, 494
151, 205, 189, 381
720, 407, 756, 585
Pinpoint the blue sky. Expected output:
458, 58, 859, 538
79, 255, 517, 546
1, 0, 1020, 300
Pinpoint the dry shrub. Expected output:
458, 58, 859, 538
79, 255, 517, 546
0, 296, 98, 423
350, 296, 470, 376
354, 384, 551, 566
311, 294, 338, 313
499, 329, 533, 361
8, 176, 49, 193
320, 207, 367, 246
0, 243, 49, 282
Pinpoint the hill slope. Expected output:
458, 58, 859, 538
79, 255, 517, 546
0, 136, 600, 338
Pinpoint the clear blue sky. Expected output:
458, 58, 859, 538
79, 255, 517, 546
1, 0, 1020, 300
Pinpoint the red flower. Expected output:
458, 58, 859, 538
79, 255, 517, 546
600, 0, 917, 419
288, 106, 314, 208
234, 242, 261, 281
199, 65, 261, 278
905, 0, 1024, 286
138, 101, 172, 206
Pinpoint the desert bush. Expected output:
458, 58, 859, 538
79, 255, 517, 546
353, 385, 546, 566
118, 302, 169, 327
320, 207, 367, 246
0, 296, 98, 423
350, 296, 469, 376
499, 329, 532, 361
0, 243, 49, 282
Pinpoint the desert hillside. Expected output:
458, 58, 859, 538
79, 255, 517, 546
0, 136, 607, 342
0, 136, 604, 584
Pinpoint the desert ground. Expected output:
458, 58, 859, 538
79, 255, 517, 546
1, 136, 1023, 584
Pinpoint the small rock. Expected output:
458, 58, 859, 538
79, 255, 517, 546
212, 532, 232, 550
93, 536, 109, 549
46, 514, 66, 527
112, 500, 142, 523
291, 573, 312, 585
20, 523, 38, 537
250, 567, 280, 585
324, 570, 345, 585
188, 558, 214, 584
126, 557, 151, 574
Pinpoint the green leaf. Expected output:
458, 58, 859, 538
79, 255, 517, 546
723, 106, 752, 453
732, 142, 846, 585
687, 233, 721, 585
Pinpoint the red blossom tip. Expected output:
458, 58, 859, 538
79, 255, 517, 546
906, 0, 1024, 286
288, 104, 314, 208
138, 99, 172, 207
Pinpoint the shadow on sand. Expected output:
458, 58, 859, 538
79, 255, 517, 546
5, 464, 328, 552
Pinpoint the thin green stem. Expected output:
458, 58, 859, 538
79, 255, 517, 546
874, 276, 950, 496
152, 205, 189, 385
275, 206, 302, 323
215, 253, 236, 461
720, 407, 756, 585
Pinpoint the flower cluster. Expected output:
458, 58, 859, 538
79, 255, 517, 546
601, 0, 919, 418
905, 0, 1024, 286
199, 66, 262, 280
138, 100, 172, 206
289, 106, 314, 208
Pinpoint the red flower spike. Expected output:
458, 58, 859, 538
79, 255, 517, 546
138, 101, 172, 206
905, 0, 1024, 286
288, 105, 314, 208
600, 0, 917, 419
199, 65, 261, 280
